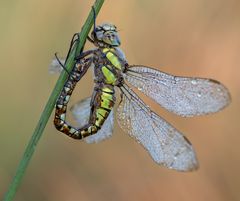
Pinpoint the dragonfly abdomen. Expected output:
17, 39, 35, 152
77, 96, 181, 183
85, 85, 115, 134
70, 85, 115, 138
54, 59, 93, 139
54, 66, 116, 139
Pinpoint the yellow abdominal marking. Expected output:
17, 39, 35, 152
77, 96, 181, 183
95, 87, 114, 127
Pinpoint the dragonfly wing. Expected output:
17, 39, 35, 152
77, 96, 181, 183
70, 97, 114, 144
49, 58, 66, 74
117, 84, 198, 171
125, 65, 231, 117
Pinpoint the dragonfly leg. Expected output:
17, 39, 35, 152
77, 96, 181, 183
75, 49, 95, 61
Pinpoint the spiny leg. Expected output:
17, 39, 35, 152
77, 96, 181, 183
54, 33, 80, 75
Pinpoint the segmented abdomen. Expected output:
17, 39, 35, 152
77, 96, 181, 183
54, 59, 116, 139
54, 59, 91, 139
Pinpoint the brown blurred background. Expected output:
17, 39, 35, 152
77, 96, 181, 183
0, 0, 240, 200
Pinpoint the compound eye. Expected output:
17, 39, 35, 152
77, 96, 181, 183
103, 24, 111, 31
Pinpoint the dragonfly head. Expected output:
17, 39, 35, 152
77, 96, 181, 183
91, 23, 121, 47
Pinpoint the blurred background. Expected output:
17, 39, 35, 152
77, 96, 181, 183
0, 0, 240, 200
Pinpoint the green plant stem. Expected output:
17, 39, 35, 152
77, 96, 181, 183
3, 1, 105, 200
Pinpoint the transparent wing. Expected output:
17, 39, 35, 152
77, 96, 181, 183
125, 65, 231, 117
117, 84, 198, 171
70, 97, 114, 144
49, 58, 65, 74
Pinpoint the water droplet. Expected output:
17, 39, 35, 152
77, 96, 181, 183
197, 92, 202, 97
191, 80, 197, 85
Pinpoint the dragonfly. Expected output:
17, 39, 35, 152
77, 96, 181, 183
50, 22, 231, 172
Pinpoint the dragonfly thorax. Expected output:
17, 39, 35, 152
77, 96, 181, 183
93, 47, 125, 86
